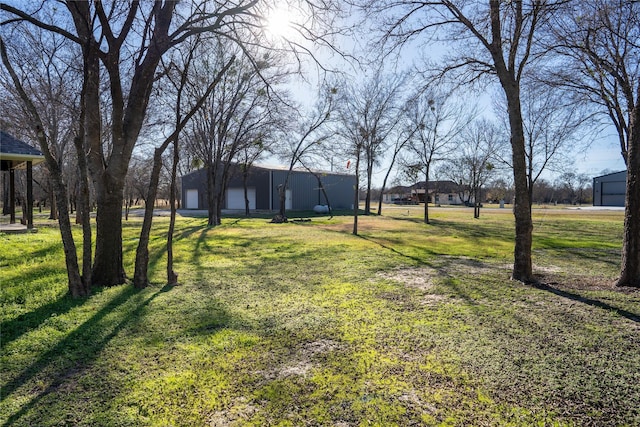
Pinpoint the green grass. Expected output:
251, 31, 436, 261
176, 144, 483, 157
1, 206, 639, 426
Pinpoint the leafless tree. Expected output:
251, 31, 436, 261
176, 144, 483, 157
186, 41, 288, 226
548, 0, 640, 287
486, 176, 514, 205
441, 119, 499, 218
404, 89, 471, 223
556, 171, 591, 206
238, 136, 272, 217
0, 18, 91, 297
133, 38, 235, 288
493, 81, 593, 205
531, 178, 556, 205
336, 69, 407, 215
375, 128, 413, 216
275, 85, 337, 221
1, 0, 344, 287
358, 0, 563, 282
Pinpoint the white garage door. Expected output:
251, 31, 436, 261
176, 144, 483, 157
186, 189, 199, 209
227, 187, 256, 210
286, 189, 292, 210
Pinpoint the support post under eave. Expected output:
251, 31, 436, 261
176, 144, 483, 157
9, 167, 15, 224
27, 161, 33, 229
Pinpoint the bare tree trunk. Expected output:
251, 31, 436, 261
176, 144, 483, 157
490, 20, 534, 282
133, 146, 166, 288
92, 180, 126, 286
318, 180, 333, 218
506, 91, 534, 282
377, 158, 398, 216
167, 138, 179, 286
353, 148, 361, 236
49, 186, 57, 220
134, 55, 230, 286
364, 159, 373, 215
74, 135, 92, 289
206, 166, 221, 226
215, 186, 224, 226
617, 112, 640, 287
376, 185, 386, 216
206, 165, 225, 226
301, 162, 333, 218
243, 168, 251, 217
277, 170, 293, 220
52, 170, 87, 297
424, 166, 430, 224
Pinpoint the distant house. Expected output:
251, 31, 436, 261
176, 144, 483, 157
181, 164, 355, 211
593, 170, 626, 207
381, 185, 415, 204
382, 181, 467, 205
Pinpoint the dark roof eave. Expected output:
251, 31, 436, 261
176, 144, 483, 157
593, 170, 626, 179
0, 153, 45, 168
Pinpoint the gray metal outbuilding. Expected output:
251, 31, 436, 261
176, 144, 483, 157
593, 170, 626, 207
181, 164, 355, 211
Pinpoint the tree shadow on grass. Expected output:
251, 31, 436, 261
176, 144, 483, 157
0, 287, 108, 348
358, 234, 432, 266
0, 240, 63, 264
146, 239, 173, 278
175, 223, 208, 240
1, 284, 174, 426
534, 283, 640, 324
191, 227, 211, 266
562, 248, 620, 267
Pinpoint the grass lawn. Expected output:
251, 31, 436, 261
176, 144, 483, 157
1, 206, 639, 426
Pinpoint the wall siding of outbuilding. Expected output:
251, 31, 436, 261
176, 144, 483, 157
271, 170, 355, 211
593, 171, 626, 207
181, 168, 208, 209
319, 173, 355, 209
182, 164, 355, 211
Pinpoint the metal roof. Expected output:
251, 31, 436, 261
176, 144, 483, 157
592, 170, 626, 180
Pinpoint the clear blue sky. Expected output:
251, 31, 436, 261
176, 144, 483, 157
286, 8, 629, 186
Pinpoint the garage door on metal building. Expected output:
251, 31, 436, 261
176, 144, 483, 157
186, 189, 199, 209
602, 181, 626, 206
226, 187, 256, 210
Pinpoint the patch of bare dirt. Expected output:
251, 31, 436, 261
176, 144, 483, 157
256, 339, 344, 381
377, 267, 438, 290
208, 397, 258, 426
397, 389, 437, 414
420, 294, 452, 306
213, 340, 345, 425
533, 264, 563, 274
376, 266, 466, 306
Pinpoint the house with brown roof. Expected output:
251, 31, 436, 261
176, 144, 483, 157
383, 180, 469, 206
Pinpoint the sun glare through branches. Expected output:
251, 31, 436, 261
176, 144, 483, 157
263, 5, 302, 41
